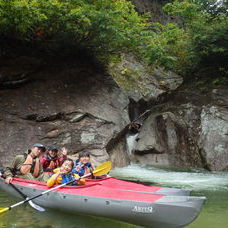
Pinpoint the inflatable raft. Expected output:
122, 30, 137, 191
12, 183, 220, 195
0, 177, 205, 228
87, 177, 190, 196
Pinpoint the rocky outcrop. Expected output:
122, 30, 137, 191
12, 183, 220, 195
108, 53, 183, 102
0, 56, 41, 88
129, 87, 228, 171
130, 0, 173, 23
132, 104, 203, 168
0, 59, 131, 167
199, 106, 228, 171
0, 54, 227, 171
0, 52, 185, 170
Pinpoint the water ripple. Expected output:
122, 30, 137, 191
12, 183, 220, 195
110, 163, 228, 191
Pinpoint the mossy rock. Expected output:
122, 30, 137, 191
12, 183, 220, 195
108, 53, 183, 101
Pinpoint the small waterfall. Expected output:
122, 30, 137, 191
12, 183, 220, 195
126, 133, 139, 155
126, 123, 142, 156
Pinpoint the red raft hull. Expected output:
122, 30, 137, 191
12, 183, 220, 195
0, 177, 205, 228
86, 177, 190, 196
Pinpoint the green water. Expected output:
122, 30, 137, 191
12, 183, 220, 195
187, 191, 228, 228
1, 164, 228, 228
0, 194, 138, 228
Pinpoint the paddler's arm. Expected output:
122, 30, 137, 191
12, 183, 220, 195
58, 147, 68, 165
4, 176, 13, 184
32, 158, 40, 177
4, 166, 15, 184
4, 167, 13, 184
73, 173, 85, 185
46, 173, 61, 188
4, 155, 24, 184
20, 154, 33, 175
90, 163, 95, 171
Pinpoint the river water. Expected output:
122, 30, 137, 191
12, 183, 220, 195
0, 164, 228, 228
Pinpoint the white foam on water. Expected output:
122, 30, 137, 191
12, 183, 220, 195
126, 134, 139, 155
110, 163, 228, 191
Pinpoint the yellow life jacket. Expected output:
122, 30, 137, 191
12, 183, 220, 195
46, 168, 85, 188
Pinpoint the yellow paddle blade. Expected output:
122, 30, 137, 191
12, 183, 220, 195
92, 161, 112, 176
0, 207, 9, 216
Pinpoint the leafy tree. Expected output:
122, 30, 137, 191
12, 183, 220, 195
0, 0, 227, 78
192, 0, 228, 16
0, 0, 147, 58
164, 0, 228, 77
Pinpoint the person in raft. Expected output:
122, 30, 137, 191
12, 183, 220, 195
4, 143, 50, 184
40, 145, 68, 172
73, 151, 94, 177
46, 158, 85, 188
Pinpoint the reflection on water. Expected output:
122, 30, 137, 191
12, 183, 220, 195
0, 163, 228, 228
188, 191, 228, 228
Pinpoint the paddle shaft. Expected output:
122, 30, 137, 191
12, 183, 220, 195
10, 183, 28, 198
9, 182, 45, 211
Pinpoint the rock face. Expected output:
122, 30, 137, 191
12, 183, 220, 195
108, 53, 183, 102
0, 58, 131, 167
129, 87, 228, 171
0, 55, 227, 171
199, 106, 228, 171
0, 52, 185, 169
130, 0, 173, 23
132, 104, 203, 168
0, 56, 41, 88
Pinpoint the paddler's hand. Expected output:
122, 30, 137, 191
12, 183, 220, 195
5, 176, 13, 184
28, 153, 38, 160
60, 147, 68, 156
58, 168, 68, 175
59, 171, 68, 175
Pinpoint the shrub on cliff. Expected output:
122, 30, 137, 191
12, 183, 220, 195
0, 0, 193, 71
0, 0, 227, 78
164, 0, 228, 77
0, 0, 146, 57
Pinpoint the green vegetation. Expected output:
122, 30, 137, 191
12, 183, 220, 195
163, 0, 228, 78
0, 0, 227, 79
0, 0, 147, 59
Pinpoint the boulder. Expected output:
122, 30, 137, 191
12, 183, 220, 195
199, 106, 228, 171
133, 108, 202, 168
129, 87, 228, 171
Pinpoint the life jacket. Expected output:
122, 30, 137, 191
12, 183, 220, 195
47, 168, 85, 187
73, 161, 93, 177
44, 154, 60, 170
